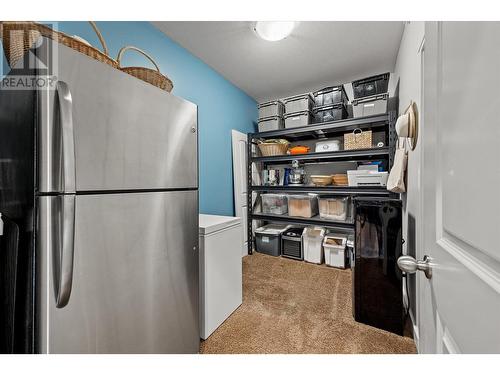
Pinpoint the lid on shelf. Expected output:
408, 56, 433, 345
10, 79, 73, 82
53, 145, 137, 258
312, 102, 346, 112
283, 93, 313, 103
284, 110, 311, 119
258, 115, 282, 123
289, 193, 318, 200
259, 100, 283, 108
255, 224, 290, 235
352, 93, 389, 105
352, 72, 390, 86
313, 84, 348, 98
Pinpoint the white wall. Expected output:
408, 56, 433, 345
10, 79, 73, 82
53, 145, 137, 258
391, 21, 425, 345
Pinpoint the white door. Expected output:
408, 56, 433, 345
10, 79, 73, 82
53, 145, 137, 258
232, 130, 249, 257
418, 21, 500, 353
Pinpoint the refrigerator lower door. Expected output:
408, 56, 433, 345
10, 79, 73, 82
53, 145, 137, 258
37, 38, 198, 194
37, 190, 199, 353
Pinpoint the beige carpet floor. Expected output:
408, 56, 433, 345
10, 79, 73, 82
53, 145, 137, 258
200, 252, 416, 354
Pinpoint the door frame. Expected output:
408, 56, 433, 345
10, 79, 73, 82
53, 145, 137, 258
231, 129, 248, 258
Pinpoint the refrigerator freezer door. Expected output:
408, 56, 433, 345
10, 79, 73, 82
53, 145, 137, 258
38, 40, 198, 193
37, 191, 199, 353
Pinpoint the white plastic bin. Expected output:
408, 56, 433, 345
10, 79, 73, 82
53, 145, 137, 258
323, 234, 347, 268
303, 226, 325, 264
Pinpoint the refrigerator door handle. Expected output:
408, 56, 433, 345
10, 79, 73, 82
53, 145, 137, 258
56, 81, 76, 194
55, 194, 76, 308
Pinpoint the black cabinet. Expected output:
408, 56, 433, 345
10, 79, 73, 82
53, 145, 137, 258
353, 197, 404, 335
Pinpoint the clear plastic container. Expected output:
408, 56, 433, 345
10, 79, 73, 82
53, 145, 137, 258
261, 193, 288, 215
312, 103, 348, 123
318, 196, 350, 221
288, 194, 318, 218
303, 226, 325, 264
313, 85, 348, 106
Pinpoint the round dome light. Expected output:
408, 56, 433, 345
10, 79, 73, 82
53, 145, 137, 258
254, 21, 296, 42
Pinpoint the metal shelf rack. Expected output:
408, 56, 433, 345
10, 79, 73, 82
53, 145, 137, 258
246, 111, 398, 255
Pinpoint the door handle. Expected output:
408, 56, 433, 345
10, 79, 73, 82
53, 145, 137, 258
397, 255, 433, 279
54, 195, 76, 308
56, 81, 76, 194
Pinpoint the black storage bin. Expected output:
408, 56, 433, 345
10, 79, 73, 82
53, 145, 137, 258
313, 85, 348, 107
352, 73, 390, 99
313, 103, 348, 123
254, 224, 288, 256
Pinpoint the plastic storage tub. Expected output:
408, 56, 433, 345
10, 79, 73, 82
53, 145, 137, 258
313, 85, 348, 107
259, 100, 284, 119
303, 227, 325, 264
261, 193, 288, 215
281, 227, 304, 260
315, 139, 341, 153
312, 103, 348, 123
318, 196, 350, 222
283, 94, 313, 113
258, 116, 284, 132
352, 73, 390, 99
347, 170, 388, 187
254, 224, 289, 256
323, 235, 347, 268
352, 93, 388, 118
288, 194, 319, 218
284, 111, 312, 128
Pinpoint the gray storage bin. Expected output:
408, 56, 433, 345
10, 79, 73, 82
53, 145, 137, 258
258, 116, 284, 132
254, 224, 289, 256
259, 100, 284, 119
283, 94, 313, 113
284, 111, 312, 129
352, 93, 388, 118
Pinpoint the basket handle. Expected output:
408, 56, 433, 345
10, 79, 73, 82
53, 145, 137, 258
88, 21, 109, 56
116, 46, 161, 72
353, 128, 363, 136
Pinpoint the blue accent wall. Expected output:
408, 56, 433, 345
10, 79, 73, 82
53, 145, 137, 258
1, 21, 257, 216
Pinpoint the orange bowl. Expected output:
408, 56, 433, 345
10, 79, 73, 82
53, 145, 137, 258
289, 146, 310, 155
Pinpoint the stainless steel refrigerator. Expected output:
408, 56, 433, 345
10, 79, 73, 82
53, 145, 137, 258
0, 37, 199, 353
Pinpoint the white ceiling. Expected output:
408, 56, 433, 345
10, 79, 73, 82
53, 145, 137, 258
152, 21, 404, 103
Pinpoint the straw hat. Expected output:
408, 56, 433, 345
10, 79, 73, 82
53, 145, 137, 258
406, 101, 418, 150
395, 101, 418, 150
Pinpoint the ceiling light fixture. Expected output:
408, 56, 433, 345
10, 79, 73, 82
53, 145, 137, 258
254, 21, 297, 42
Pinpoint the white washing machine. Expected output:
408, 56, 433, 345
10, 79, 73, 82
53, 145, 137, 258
199, 214, 243, 340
